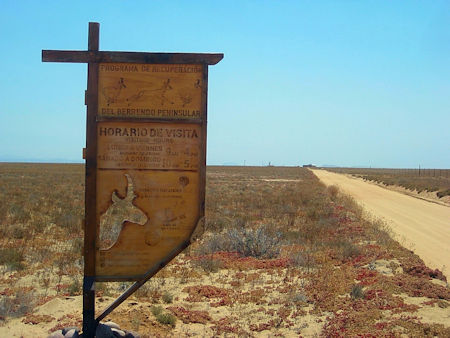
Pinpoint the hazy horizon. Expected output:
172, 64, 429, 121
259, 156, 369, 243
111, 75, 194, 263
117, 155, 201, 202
1, 159, 448, 170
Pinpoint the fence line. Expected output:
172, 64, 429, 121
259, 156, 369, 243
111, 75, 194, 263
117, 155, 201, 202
325, 168, 450, 178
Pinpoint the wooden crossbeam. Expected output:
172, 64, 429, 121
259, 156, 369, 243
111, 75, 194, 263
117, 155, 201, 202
42, 50, 223, 65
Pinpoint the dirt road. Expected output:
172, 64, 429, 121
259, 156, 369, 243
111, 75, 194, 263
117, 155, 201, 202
312, 169, 450, 276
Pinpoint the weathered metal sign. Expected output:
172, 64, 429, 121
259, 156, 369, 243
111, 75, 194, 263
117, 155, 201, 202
42, 22, 222, 336
98, 63, 202, 119
96, 62, 207, 280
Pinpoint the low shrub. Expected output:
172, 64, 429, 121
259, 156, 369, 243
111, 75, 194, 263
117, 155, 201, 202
289, 291, 308, 305
68, 278, 81, 296
437, 189, 450, 198
332, 240, 361, 261
193, 256, 222, 273
151, 305, 163, 316
134, 283, 158, 300
8, 204, 30, 223
289, 250, 316, 271
162, 292, 173, 304
327, 185, 339, 200
0, 290, 34, 318
199, 224, 282, 259
9, 224, 27, 239
350, 284, 365, 299
151, 305, 176, 327
95, 282, 112, 297
55, 212, 82, 234
0, 248, 25, 271
155, 312, 176, 327
341, 241, 361, 260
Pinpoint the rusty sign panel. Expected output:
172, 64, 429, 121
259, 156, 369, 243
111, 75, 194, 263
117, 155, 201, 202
95, 121, 203, 279
95, 64, 206, 280
98, 63, 203, 119
95, 63, 206, 281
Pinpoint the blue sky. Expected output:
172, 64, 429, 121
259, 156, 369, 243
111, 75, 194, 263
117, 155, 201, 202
0, 1, 449, 168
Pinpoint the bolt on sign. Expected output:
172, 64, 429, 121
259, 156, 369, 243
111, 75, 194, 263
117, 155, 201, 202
43, 22, 222, 336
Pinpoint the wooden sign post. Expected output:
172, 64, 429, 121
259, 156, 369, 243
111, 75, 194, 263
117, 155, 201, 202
43, 22, 222, 337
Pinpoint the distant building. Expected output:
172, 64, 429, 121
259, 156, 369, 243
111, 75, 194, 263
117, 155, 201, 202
303, 164, 316, 168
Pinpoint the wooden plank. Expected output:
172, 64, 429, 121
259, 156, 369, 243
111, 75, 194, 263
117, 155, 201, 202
83, 22, 99, 338
42, 50, 224, 65
198, 64, 208, 231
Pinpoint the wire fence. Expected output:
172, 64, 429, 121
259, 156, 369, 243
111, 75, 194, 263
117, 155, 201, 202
324, 167, 450, 178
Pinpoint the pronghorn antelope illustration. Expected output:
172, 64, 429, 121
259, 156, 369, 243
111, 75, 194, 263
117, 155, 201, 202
125, 78, 174, 106
99, 174, 148, 249
102, 77, 126, 106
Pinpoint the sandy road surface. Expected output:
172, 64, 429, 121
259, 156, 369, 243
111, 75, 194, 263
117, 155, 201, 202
312, 169, 450, 276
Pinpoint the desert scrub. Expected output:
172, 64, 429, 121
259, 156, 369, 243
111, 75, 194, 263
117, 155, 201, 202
326, 167, 450, 197
96, 282, 113, 297
327, 184, 339, 200
162, 291, 174, 304
288, 250, 316, 272
151, 305, 163, 316
155, 312, 176, 327
333, 239, 361, 261
67, 277, 81, 296
0, 289, 34, 318
55, 211, 82, 234
198, 224, 282, 258
0, 163, 84, 299
193, 256, 222, 272
437, 188, 450, 198
0, 163, 84, 236
206, 166, 323, 233
350, 284, 365, 299
151, 305, 176, 326
1, 164, 447, 336
0, 247, 25, 271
